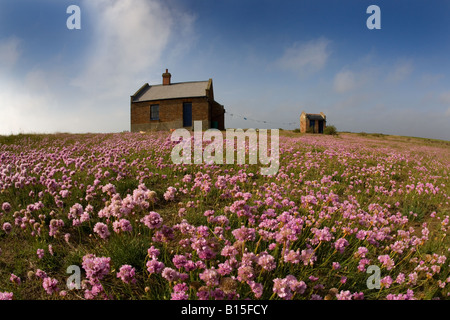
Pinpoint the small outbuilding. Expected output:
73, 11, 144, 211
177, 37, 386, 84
300, 111, 326, 133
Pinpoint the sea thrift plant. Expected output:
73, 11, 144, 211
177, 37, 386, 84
117, 265, 136, 284
93, 222, 110, 239
0, 292, 13, 300
42, 277, 59, 295
0, 132, 448, 300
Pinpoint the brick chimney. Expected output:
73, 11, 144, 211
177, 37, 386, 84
162, 69, 171, 85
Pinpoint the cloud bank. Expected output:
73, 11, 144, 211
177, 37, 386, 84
0, 0, 195, 134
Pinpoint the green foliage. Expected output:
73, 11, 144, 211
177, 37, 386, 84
323, 125, 337, 135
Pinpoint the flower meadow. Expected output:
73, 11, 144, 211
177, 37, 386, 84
0, 131, 449, 300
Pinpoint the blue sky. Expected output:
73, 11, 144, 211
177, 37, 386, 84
1, 0, 450, 140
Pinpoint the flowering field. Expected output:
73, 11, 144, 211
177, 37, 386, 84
0, 131, 449, 300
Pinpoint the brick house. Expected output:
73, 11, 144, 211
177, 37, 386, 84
130, 69, 225, 132
300, 111, 326, 133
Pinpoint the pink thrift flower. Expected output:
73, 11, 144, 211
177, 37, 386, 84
332, 262, 341, 270
163, 187, 177, 201
93, 222, 110, 239
147, 246, 160, 259
248, 281, 264, 298
36, 269, 47, 279
257, 252, 276, 271
10, 274, 21, 285
199, 268, 219, 287
273, 275, 307, 300
171, 283, 189, 300
2, 202, 11, 213
146, 259, 164, 274
82, 254, 111, 281
0, 292, 13, 300
2, 222, 12, 234
141, 211, 163, 229
42, 277, 59, 295
37, 249, 45, 259
117, 265, 136, 284
380, 276, 393, 288
162, 267, 180, 282
336, 290, 352, 300
378, 254, 395, 270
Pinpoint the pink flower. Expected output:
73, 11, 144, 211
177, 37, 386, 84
332, 262, 341, 270
284, 250, 300, 264
36, 269, 47, 279
199, 268, 219, 287
380, 276, 393, 288
300, 249, 317, 266
141, 211, 163, 229
336, 290, 352, 300
232, 226, 256, 242
248, 281, 264, 298
0, 292, 13, 300
171, 283, 189, 300
334, 238, 349, 253
273, 275, 307, 300
49, 219, 64, 237
257, 252, 276, 271
2, 202, 11, 213
113, 219, 132, 233
2, 222, 12, 234
356, 247, 368, 258
82, 254, 111, 281
147, 246, 160, 259
93, 222, 110, 239
378, 254, 395, 270
10, 274, 21, 285
163, 187, 177, 201
161, 267, 180, 282
117, 265, 136, 284
42, 277, 59, 295
146, 259, 164, 274
386, 289, 415, 300
37, 248, 45, 259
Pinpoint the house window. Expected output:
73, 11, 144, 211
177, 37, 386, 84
309, 119, 315, 128
150, 105, 159, 120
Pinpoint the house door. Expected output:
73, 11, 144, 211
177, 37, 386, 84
309, 120, 315, 133
183, 102, 192, 127
318, 121, 324, 133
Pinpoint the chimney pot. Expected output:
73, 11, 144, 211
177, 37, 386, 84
162, 69, 171, 85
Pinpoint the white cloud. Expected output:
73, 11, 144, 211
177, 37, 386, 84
277, 38, 331, 75
0, 0, 196, 135
333, 70, 357, 93
0, 36, 21, 70
386, 60, 413, 83
72, 0, 175, 96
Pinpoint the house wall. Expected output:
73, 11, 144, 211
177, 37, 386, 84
130, 97, 210, 132
211, 101, 225, 130
300, 113, 307, 133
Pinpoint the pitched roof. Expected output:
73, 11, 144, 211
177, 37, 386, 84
305, 114, 325, 121
132, 81, 210, 102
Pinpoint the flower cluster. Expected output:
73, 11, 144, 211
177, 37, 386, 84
0, 132, 449, 300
